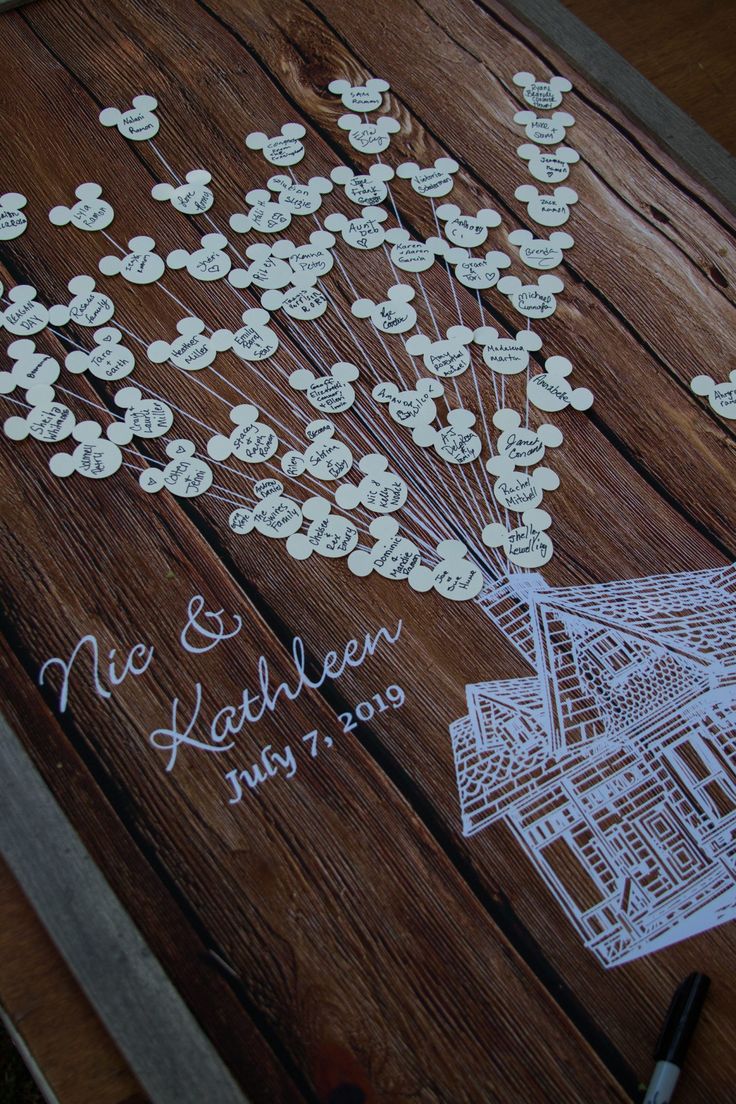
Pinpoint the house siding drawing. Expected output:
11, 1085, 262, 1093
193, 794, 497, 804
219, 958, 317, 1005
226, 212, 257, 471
454, 564, 736, 967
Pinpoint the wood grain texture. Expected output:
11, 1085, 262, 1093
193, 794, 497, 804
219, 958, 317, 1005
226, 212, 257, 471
0, 0, 734, 1101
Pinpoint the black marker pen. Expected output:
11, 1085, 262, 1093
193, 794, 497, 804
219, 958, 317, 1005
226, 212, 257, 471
643, 972, 710, 1104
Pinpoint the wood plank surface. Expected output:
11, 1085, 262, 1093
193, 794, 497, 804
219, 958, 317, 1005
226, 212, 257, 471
0, 0, 734, 1101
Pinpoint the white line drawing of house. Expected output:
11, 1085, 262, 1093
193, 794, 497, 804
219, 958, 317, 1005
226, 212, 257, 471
453, 564, 736, 967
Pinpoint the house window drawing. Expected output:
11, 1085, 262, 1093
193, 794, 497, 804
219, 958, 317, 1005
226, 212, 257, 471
452, 564, 736, 967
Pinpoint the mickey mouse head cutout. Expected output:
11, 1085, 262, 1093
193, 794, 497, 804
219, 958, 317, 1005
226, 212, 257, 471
49, 419, 131, 481
527, 356, 594, 413
496, 274, 564, 319
260, 273, 329, 322
372, 377, 443, 428
337, 114, 400, 155
352, 284, 417, 334
328, 77, 390, 112
405, 326, 474, 378
434, 203, 501, 249
323, 206, 388, 250
409, 540, 485, 601
413, 408, 482, 465
517, 144, 580, 184
148, 316, 233, 371
0, 341, 59, 390
114, 386, 174, 439
289, 362, 360, 414
286, 496, 359, 560
445, 247, 511, 290
691, 370, 736, 420
385, 228, 446, 273
266, 174, 333, 216
139, 440, 213, 498
473, 326, 543, 375
228, 479, 304, 540
49, 183, 114, 232
514, 111, 575, 146
396, 158, 460, 198
281, 420, 353, 482
99, 237, 165, 285
228, 309, 279, 363
0, 286, 49, 336
330, 163, 395, 207
207, 404, 280, 465
65, 327, 135, 381
151, 170, 214, 215
3, 384, 76, 444
348, 516, 423, 582
507, 229, 574, 271
0, 193, 28, 240
286, 231, 337, 280
229, 189, 293, 236
334, 453, 408, 514
483, 508, 553, 569
485, 454, 559, 513
99, 95, 159, 141
493, 408, 563, 467
512, 72, 573, 111
167, 233, 231, 282
245, 123, 306, 167
48, 276, 115, 328
515, 184, 578, 227
227, 242, 293, 290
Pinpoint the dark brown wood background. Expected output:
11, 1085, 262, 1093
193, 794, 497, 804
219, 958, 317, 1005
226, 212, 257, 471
1, 0, 734, 1101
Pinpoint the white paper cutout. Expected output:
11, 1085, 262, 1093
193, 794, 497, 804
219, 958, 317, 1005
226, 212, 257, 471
486, 454, 559, 511
385, 228, 444, 272
507, 228, 574, 270
207, 404, 279, 464
0, 193, 28, 240
114, 386, 173, 438
139, 439, 213, 497
65, 326, 135, 381
514, 110, 575, 145
512, 72, 573, 110
352, 284, 417, 334
281, 419, 353, 481
396, 158, 459, 198
151, 170, 214, 215
334, 454, 408, 514
493, 408, 563, 466
4, 384, 75, 443
48, 276, 115, 328
328, 78, 390, 112
228, 242, 293, 290
434, 203, 501, 248
287, 231, 336, 279
496, 273, 564, 318
0, 285, 50, 336
330, 163, 395, 206
348, 516, 423, 581
245, 124, 306, 167
405, 326, 474, 378
228, 309, 279, 363
691, 371, 736, 419
289, 362, 359, 413
49, 183, 114, 231
99, 95, 159, 141
413, 407, 483, 464
426, 540, 484, 601
337, 114, 400, 154
517, 143, 579, 184
323, 206, 388, 250
229, 190, 293, 236
515, 184, 578, 227
482, 508, 554, 567
527, 356, 594, 412
373, 377, 443, 428
229, 479, 303, 539
49, 419, 130, 480
99, 236, 166, 285
147, 316, 233, 371
445, 247, 511, 290
0, 341, 59, 390
261, 274, 329, 321
267, 174, 333, 215
286, 496, 359, 560
167, 233, 232, 282
474, 326, 543, 375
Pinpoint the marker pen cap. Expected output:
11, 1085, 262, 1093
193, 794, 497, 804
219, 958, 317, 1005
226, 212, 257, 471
654, 973, 710, 1066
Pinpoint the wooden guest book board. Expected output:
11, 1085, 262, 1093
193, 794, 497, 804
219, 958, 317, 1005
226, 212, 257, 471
0, 0, 734, 1102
